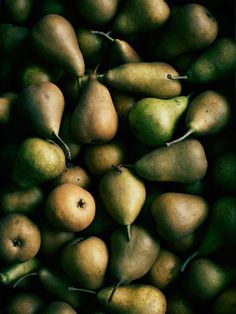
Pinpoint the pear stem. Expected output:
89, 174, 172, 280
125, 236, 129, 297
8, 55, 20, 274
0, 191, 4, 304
108, 280, 123, 303
13, 272, 38, 288
68, 286, 97, 294
52, 132, 72, 160
187, 90, 196, 99
126, 224, 131, 241
167, 74, 188, 80
166, 129, 194, 147
180, 251, 199, 272
91, 30, 115, 42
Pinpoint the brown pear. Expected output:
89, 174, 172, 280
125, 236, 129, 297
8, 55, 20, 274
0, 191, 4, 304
51, 164, 91, 189
0, 213, 41, 264
31, 14, 85, 77
146, 248, 181, 289
83, 138, 126, 177
44, 183, 96, 232
71, 73, 118, 144
6, 292, 44, 314
61, 236, 109, 290
151, 192, 208, 242
18, 81, 71, 159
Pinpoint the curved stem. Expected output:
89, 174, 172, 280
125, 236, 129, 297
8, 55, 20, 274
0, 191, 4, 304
91, 30, 115, 42
167, 74, 188, 80
126, 224, 131, 241
52, 132, 72, 160
187, 90, 196, 100
68, 287, 97, 294
108, 280, 123, 303
166, 129, 194, 147
13, 272, 38, 288
180, 251, 199, 272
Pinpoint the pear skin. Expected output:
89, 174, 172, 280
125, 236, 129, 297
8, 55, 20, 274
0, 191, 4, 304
134, 139, 208, 183
98, 167, 146, 229
31, 14, 85, 77
100, 62, 182, 99
71, 74, 118, 144
151, 192, 209, 241
97, 284, 166, 314
129, 95, 189, 146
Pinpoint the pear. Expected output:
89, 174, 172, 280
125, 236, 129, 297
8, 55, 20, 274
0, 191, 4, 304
0, 213, 41, 264
51, 164, 91, 189
0, 257, 40, 286
41, 301, 77, 314
168, 38, 236, 83
196, 197, 236, 256
184, 258, 236, 301
151, 192, 209, 242
133, 139, 208, 183
109, 225, 160, 300
112, 0, 170, 35
38, 267, 88, 310
45, 183, 96, 232
129, 95, 189, 146
6, 292, 44, 314
4, 0, 34, 23
0, 92, 18, 125
99, 62, 182, 99
83, 138, 126, 177
70, 73, 118, 144
97, 284, 166, 314
213, 287, 236, 314
18, 81, 71, 159
12, 137, 66, 188
0, 186, 44, 215
146, 248, 181, 289
91, 31, 142, 68
31, 14, 85, 77
166, 90, 230, 146
211, 152, 236, 193
75, 0, 119, 26
99, 167, 146, 240
153, 3, 218, 60
166, 293, 195, 314
61, 236, 109, 290
76, 27, 105, 68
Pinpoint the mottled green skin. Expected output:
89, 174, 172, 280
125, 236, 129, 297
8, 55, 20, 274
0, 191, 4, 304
13, 137, 65, 188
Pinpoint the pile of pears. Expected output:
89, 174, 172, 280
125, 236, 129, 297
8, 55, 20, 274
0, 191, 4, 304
0, 0, 235, 313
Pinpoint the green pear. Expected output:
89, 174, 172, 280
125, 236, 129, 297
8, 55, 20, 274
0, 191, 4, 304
97, 284, 166, 314
112, 0, 170, 35
98, 167, 146, 239
99, 62, 182, 99
70, 73, 118, 144
6, 292, 44, 314
184, 258, 236, 301
109, 225, 160, 300
213, 287, 236, 314
133, 139, 208, 183
166, 90, 230, 146
12, 137, 66, 188
41, 301, 76, 314
39, 267, 88, 310
129, 95, 189, 146
4, 0, 34, 23
151, 192, 209, 242
153, 3, 218, 59
168, 38, 236, 83
31, 14, 85, 77
18, 81, 71, 159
